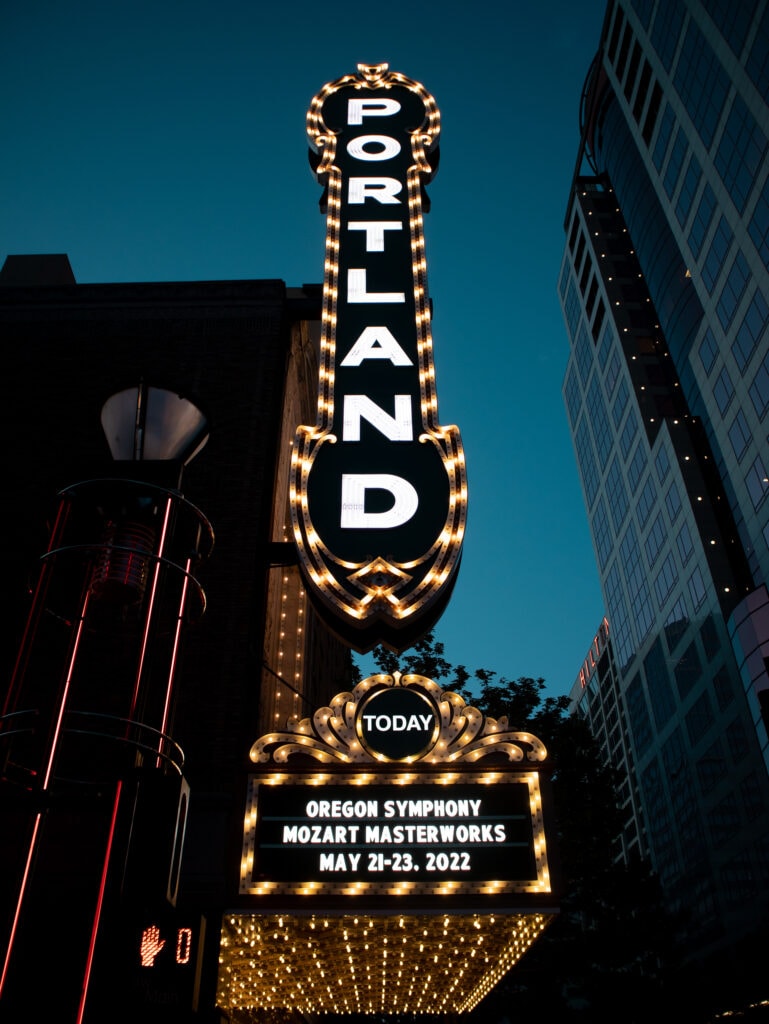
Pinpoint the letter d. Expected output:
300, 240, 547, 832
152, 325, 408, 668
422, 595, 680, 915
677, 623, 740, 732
341, 474, 418, 528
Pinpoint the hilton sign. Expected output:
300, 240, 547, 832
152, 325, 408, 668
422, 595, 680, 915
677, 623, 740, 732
290, 64, 467, 650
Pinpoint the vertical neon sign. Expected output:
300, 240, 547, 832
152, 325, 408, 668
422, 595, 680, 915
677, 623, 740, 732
291, 63, 467, 650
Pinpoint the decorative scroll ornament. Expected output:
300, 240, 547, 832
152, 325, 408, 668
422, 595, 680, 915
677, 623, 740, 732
290, 64, 467, 652
249, 674, 548, 766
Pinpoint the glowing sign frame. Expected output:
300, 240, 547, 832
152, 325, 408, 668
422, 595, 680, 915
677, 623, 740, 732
290, 63, 467, 650
240, 769, 552, 898
242, 674, 555, 899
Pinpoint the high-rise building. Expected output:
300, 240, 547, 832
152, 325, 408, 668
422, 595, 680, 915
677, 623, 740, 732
560, 0, 769, 990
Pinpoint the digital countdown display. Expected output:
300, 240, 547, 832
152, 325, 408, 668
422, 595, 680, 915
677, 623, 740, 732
240, 771, 551, 898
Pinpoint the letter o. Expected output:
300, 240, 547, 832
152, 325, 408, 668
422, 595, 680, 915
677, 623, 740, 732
347, 135, 401, 161
375, 715, 391, 731
306, 801, 318, 818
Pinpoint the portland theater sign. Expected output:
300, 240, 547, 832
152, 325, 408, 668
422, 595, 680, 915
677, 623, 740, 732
290, 62, 467, 650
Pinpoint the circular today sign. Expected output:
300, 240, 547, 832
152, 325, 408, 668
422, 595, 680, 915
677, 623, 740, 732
357, 686, 439, 761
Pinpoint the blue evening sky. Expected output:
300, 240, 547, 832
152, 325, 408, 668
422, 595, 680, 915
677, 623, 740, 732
2, 0, 608, 696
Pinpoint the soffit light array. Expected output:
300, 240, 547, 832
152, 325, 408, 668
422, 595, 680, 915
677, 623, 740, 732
216, 911, 553, 1017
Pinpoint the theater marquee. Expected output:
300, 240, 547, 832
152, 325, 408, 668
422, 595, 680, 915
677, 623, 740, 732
240, 674, 556, 900
290, 64, 467, 650
220, 675, 559, 1017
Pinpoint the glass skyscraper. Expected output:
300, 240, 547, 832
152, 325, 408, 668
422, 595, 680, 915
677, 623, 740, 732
560, 0, 769, 979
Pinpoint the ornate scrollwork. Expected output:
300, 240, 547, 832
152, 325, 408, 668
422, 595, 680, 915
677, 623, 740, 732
249, 674, 547, 766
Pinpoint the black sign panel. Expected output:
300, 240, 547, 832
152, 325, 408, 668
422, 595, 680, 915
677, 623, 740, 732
252, 782, 537, 887
291, 64, 467, 651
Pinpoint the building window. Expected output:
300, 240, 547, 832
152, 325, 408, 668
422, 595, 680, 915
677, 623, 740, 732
632, 58, 652, 124
623, 39, 642, 103
749, 173, 769, 272
728, 409, 752, 461
575, 321, 593, 385
642, 80, 663, 146
620, 407, 639, 458
594, 497, 613, 570
665, 594, 690, 651
713, 665, 734, 711
700, 615, 720, 660
605, 353, 622, 406
702, 0, 752, 56
727, 717, 748, 761
709, 794, 741, 848
741, 771, 766, 819
746, 454, 769, 509
563, 277, 582, 340
607, 455, 629, 530
675, 153, 701, 226
564, 365, 582, 428
686, 691, 715, 746
677, 521, 694, 564
698, 328, 719, 375
628, 441, 648, 492
651, 2, 686, 72
675, 641, 702, 701
663, 127, 688, 199
689, 183, 716, 259
714, 365, 735, 415
607, 562, 633, 670
645, 511, 666, 565
588, 374, 613, 466
746, 5, 769, 105
613, 377, 629, 427
732, 289, 769, 371
750, 351, 769, 419
665, 481, 682, 521
702, 216, 734, 293
575, 416, 600, 509
645, 638, 676, 728
637, 474, 657, 526
673, 20, 731, 149
654, 552, 679, 606
655, 445, 671, 482
626, 674, 653, 756
632, 0, 654, 28
697, 738, 726, 796
716, 251, 750, 330
688, 566, 707, 610
652, 103, 676, 171
714, 94, 768, 214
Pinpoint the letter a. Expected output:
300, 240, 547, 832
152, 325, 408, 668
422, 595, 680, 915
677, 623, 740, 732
340, 326, 413, 366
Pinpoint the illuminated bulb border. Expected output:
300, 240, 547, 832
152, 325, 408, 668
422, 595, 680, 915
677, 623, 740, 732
215, 911, 555, 1017
290, 62, 468, 626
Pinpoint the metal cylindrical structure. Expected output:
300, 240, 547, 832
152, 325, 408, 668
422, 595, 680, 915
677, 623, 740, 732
0, 470, 213, 1020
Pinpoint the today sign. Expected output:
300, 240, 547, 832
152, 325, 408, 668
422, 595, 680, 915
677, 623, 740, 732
356, 685, 438, 761
291, 64, 467, 651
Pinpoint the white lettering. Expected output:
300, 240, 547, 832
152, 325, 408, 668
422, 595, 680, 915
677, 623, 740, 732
348, 177, 402, 204
340, 474, 418, 529
340, 326, 412, 367
343, 395, 412, 442
347, 98, 401, 124
347, 135, 401, 161
347, 268, 405, 303
348, 220, 403, 252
